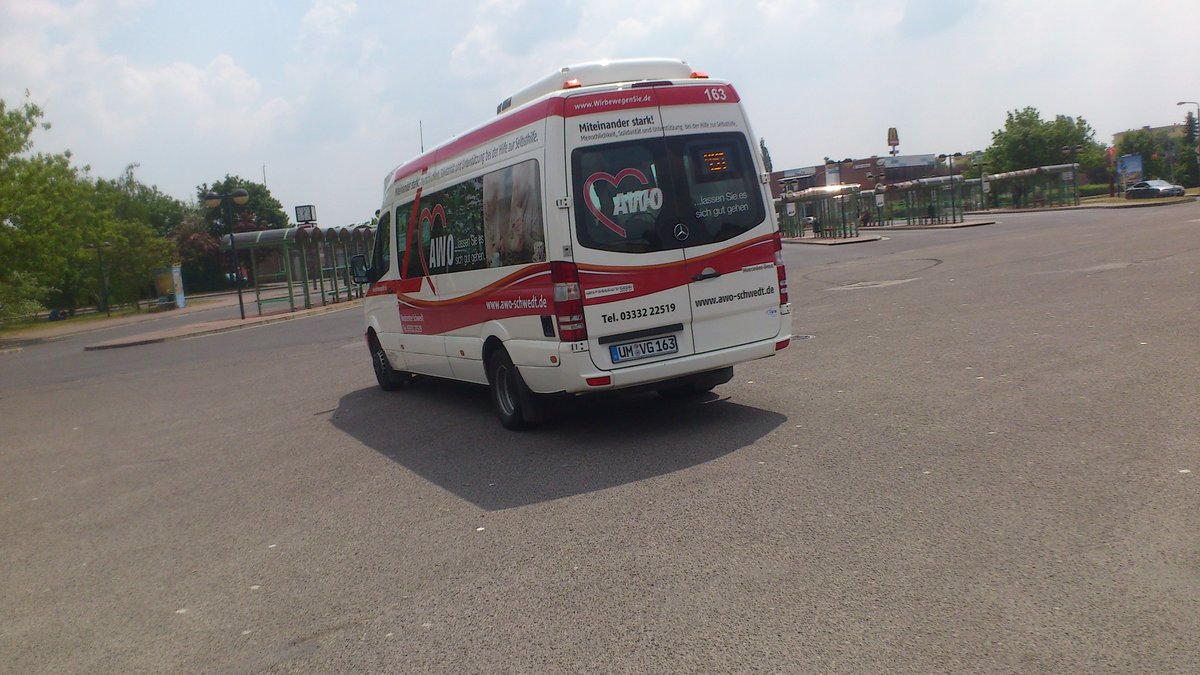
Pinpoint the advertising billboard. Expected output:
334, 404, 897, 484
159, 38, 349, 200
1117, 154, 1143, 185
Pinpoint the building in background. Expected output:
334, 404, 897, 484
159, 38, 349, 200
769, 153, 978, 200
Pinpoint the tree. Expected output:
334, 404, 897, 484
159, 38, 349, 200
0, 95, 53, 317
0, 93, 46, 162
0, 271, 47, 325
1115, 127, 1180, 183
983, 107, 1104, 178
2, 150, 100, 314
171, 211, 225, 292
196, 175, 288, 238
759, 138, 774, 173
2, 95, 181, 318
99, 219, 175, 309
1183, 111, 1198, 188
99, 164, 191, 237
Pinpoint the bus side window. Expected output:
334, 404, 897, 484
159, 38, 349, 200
371, 210, 391, 279
395, 201, 423, 279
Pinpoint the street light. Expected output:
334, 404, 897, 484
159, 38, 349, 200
1178, 101, 1199, 187
973, 158, 989, 210
938, 152, 963, 222
84, 241, 112, 317
937, 152, 962, 174
204, 187, 251, 320
1062, 144, 1083, 205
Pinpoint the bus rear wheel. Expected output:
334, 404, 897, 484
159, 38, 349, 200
487, 349, 541, 430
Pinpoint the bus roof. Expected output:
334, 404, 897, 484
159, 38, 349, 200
496, 58, 701, 114
384, 59, 723, 193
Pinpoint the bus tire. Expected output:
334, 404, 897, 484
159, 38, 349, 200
369, 335, 413, 391
487, 349, 541, 430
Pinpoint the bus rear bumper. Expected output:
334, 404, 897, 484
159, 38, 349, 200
519, 334, 787, 395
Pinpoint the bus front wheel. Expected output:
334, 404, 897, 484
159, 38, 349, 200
369, 335, 413, 391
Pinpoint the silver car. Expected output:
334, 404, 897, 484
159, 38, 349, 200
1125, 179, 1186, 198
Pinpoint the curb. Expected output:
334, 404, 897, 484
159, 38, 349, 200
965, 196, 1195, 215
83, 300, 363, 351
784, 234, 883, 246
872, 220, 996, 231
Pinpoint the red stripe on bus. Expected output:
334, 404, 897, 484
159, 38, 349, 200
391, 98, 564, 185
371, 235, 775, 336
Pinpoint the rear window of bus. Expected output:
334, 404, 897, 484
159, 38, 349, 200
572, 133, 763, 253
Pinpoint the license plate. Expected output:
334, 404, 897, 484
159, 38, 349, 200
610, 335, 679, 363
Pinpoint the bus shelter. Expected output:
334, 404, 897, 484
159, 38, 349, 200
220, 224, 375, 315
967, 163, 1080, 209
775, 184, 863, 238
868, 175, 964, 227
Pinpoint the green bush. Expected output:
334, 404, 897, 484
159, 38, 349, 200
1078, 183, 1113, 197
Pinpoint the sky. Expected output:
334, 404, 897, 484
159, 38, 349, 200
2, 0, 1198, 227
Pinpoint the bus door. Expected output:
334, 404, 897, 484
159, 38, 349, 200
566, 88, 696, 371
655, 83, 782, 353
393, 197, 452, 378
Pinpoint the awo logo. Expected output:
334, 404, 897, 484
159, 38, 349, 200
419, 204, 454, 269
583, 168, 664, 238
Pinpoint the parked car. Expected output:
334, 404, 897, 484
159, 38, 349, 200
1125, 179, 1186, 198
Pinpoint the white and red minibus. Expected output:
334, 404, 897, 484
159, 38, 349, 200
351, 58, 791, 428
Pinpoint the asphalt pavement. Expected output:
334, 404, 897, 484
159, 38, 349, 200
2, 201, 1198, 672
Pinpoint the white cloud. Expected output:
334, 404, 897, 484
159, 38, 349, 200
300, 0, 357, 40
755, 0, 821, 22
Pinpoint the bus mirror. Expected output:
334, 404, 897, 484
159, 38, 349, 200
350, 254, 370, 284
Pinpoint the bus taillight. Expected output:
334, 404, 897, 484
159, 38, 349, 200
551, 261, 587, 341
773, 234, 789, 304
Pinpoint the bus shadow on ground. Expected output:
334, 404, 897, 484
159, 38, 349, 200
330, 379, 786, 511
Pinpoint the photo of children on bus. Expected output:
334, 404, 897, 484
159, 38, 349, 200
483, 159, 545, 267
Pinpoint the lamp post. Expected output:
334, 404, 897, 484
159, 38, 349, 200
973, 159, 989, 210
1062, 144, 1083, 205
84, 241, 112, 317
1178, 101, 1199, 187
937, 152, 963, 222
936, 152, 962, 175
204, 187, 251, 320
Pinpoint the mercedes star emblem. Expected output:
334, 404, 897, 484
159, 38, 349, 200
673, 223, 690, 241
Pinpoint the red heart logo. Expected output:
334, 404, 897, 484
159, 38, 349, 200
418, 203, 447, 236
582, 168, 650, 238
406, 203, 446, 292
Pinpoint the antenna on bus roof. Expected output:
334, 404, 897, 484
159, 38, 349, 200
419, 120, 424, 153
